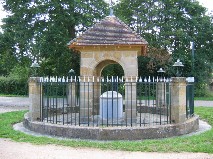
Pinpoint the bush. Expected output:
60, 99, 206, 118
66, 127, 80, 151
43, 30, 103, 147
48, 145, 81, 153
0, 65, 30, 95
0, 76, 28, 95
194, 82, 213, 97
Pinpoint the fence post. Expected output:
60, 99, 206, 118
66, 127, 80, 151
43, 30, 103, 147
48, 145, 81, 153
29, 77, 41, 121
170, 77, 186, 123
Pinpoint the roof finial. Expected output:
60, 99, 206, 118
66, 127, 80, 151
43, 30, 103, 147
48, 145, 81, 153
110, 8, 114, 16
109, 0, 114, 16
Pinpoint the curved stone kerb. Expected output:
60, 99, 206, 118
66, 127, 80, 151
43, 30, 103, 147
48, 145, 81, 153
23, 113, 199, 140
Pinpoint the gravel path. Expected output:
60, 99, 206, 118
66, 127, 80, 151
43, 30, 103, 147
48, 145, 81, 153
0, 97, 30, 107
0, 97, 213, 159
194, 100, 213, 107
0, 138, 213, 159
0, 96, 212, 107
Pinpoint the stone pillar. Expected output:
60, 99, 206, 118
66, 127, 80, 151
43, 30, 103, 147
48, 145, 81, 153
67, 81, 76, 107
29, 77, 41, 121
125, 77, 137, 125
170, 77, 186, 123
156, 82, 166, 107
79, 77, 95, 123
93, 80, 100, 115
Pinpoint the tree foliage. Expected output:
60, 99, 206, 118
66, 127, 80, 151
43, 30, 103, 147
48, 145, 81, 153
115, 0, 213, 86
1, 0, 108, 76
0, 0, 213, 96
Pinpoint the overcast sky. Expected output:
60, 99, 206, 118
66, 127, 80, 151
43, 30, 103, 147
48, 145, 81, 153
0, 0, 212, 26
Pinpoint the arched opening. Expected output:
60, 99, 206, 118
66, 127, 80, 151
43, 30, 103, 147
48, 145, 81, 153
90, 60, 125, 116
92, 59, 126, 77
101, 63, 124, 77
100, 63, 125, 96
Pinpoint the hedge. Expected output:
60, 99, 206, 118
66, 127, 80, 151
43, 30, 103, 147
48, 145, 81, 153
0, 76, 28, 95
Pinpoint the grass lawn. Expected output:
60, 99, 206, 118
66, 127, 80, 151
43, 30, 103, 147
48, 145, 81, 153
0, 107, 213, 153
0, 94, 28, 97
194, 97, 213, 101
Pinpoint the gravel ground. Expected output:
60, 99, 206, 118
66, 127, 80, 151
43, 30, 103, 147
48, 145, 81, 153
194, 100, 213, 107
0, 97, 213, 159
0, 97, 212, 107
0, 97, 30, 107
0, 138, 213, 159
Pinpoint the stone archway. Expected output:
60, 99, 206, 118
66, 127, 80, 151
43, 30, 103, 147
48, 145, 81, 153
68, 15, 148, 123
77, 46, 140, 122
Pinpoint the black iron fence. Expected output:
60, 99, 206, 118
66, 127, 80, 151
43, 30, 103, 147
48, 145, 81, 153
39, 76, 194, 127
186, 82, 194, 117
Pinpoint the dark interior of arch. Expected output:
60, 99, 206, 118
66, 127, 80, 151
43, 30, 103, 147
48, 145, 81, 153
101, 63, 124, 78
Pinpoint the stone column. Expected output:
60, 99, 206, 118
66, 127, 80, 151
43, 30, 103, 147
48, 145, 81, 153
79, 77, 95, 123
67, 81, 76, 107
29, 77, 41, 121
170, 77, 186, 123
125, 77, 137, 125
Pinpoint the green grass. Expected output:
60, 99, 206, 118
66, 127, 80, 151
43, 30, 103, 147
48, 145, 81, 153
0, 107, 213, 153
0, 94, 28, 97
195, 97, 213, 101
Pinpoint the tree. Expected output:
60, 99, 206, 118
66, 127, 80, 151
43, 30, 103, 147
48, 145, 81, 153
1, 0, 109, 76
0, 32, 19, 76
138, 47, 171, 77
115, 0, 213, 95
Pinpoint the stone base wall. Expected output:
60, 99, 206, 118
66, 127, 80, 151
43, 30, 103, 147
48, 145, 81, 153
23, 112, 199, 140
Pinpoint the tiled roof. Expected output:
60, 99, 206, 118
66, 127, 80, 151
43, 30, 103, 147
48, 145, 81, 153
68, 15, 148, 47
